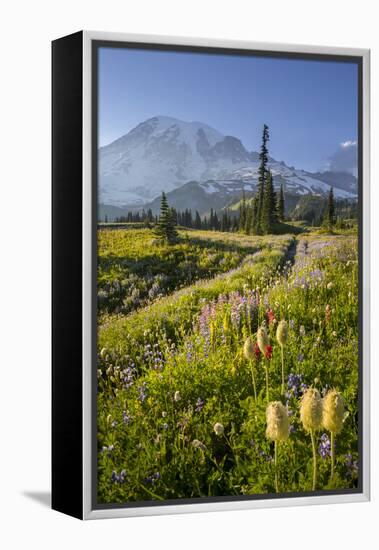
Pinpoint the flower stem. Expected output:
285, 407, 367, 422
274, 440, 279, 493
330, 431, 335, 480
310, 430, 317, 491
281, 345, 285, 396
251, 362, 257, 403
265, 364, 270, 403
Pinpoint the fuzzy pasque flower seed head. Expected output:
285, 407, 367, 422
213, 422, 224, 436
243, 337, 255, 361
322, 389, 345, 434
276, 320, 288, 347
266, 401, 290, 441
257, 326, 269, 355
300, 388, 323, 432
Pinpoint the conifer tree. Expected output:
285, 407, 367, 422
213, 212, 219, 231
256, 124, 270, 232
239, 190, 247, 232
327, 186, 335, 228
195, 210, 202, 229
245, 202, 253, 234
261, 170, 277, 234
277, 184, 285, 221
154, 192, 178, 243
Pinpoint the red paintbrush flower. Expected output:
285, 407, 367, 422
267, 309, 276, 325
254, 342, 261, 361
265, 345, 273, 360
325, 304, 331, 322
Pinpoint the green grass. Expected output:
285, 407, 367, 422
97, 229, 359, 503
97, 228, 276, 317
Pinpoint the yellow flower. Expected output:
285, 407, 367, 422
266, 401, 290, 441
276, 320, 288, 347
257, 326, 269, 355
213, 422, 224, 436
243, 336, 255, 361
322, 390, 345, 434
300, 388, 323, 432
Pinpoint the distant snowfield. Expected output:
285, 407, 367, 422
98, 116, 358, 208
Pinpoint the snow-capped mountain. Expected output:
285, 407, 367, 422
99, 116, 358, 211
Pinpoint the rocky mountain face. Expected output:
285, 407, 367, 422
99, 116, 358, 216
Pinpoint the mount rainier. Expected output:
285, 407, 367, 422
99, 116, 357, 216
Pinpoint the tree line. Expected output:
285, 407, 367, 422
101, 124, 343, 242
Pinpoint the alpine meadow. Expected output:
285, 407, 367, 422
96, 47, 360, 505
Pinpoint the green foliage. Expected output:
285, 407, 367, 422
256, 124, 270, 233
97, 228, 276, 317
154, 192, 178, 243
261, 170, 278, 233
97, 230, 359, 503
277, 184, 285, 221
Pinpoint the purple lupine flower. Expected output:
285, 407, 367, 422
319, 433, 332, 459
145, 472, 161, 485
344, 453, 358, 478
138, 382, 148, 402
195, 397, 205, 412
111, 469, 126, 484
287, 373, 306, 398
122, 411, 131, 425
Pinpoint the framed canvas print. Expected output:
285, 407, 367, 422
52, 31, 370, 519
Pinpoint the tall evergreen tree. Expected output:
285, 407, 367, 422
256, 124, 270, 232
239, 190, 247, 232
261, 170, 277, 234
195, 210, 202, 229
245, 202, 253, 234
326, 186, 335, 228
277, 184, 285, 221
154, 192, 178, 243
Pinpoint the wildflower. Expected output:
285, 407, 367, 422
318, 433, 332, 459
174, 390, 181, 402
299, 325, 306, 337
327, 282, 333, 290
266, 401, 290, 493
265, 345, 273, 360
145, 472, 161, 485
322, 390, 345, 434
267, 309, 276, 325
254, 343, 261, 360
300, 388, 323, 490
325, 304, 331, 323
111, 469, 126, 484
287, 373, 305, 398
345, 453, 358, 479
138, 382, 148, 402
257, 325, 269, 355
243, 337, 255, 361
213, 422, 224, 436
266, 401, 290, 442
300, 388, 323, 432
195, 397, 205, 412
276, 320, 288, 347
122, 411, 131, 425
192, 439, 206, 451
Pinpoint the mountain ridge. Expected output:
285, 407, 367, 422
99, 115, 358, 214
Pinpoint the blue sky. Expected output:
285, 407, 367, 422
98, 46, 358, 172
